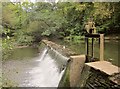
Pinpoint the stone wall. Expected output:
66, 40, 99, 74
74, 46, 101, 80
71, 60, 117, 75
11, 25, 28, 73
84, 67, 120, 89
41, 40, 120, 88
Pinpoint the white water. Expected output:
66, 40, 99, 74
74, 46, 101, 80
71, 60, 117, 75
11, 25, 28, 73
36, 47, 48, 62
3, 47, 68, 87
24, 53, 65, 87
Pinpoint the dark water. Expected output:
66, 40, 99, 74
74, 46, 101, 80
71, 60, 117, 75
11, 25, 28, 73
3, 46, 68, 87
9, 47, 39, 60
53, 39, 119, 67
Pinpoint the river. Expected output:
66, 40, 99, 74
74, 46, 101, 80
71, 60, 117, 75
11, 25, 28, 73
53, 39, 119, 67
2, 39, 119, 87
3, 46, 68, 87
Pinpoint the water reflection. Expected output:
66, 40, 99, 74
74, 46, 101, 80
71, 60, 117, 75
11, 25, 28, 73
54, 39, 119, 67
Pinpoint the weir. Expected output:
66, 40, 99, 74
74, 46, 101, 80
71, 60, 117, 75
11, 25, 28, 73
3, 41, 69, 87
27, 45, 69, 87
2, 40, 120, 88
41, 40, 120, 88
42, 40, 86, 87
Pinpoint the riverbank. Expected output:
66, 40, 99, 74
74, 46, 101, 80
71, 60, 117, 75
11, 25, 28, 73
15, 45, 29, 48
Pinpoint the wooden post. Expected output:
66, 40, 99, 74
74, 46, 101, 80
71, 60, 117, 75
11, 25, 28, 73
100, 34, 104, 61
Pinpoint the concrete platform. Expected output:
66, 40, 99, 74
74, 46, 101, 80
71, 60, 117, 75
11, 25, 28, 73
85, 61, 120, 75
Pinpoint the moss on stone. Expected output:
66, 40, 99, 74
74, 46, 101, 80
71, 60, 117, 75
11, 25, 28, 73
58, 63, 70, 87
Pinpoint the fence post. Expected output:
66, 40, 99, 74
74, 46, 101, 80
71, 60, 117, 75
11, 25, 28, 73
100, 34, 104, 61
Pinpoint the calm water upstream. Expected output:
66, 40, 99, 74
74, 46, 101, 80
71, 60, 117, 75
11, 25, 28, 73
53, 39, 119, 67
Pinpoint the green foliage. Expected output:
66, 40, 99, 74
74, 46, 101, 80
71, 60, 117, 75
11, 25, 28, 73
17, 35, 34, 45
1, 2, 120, 60
2, 2, 21, 29
2, 38, 15, 60
3, 2, 120, 40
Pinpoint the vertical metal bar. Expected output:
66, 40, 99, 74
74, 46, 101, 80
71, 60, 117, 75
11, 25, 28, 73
91, 38, 94, 58
85, 37, 89, 62
86, 38, 89, 56
99, 37, 100, 44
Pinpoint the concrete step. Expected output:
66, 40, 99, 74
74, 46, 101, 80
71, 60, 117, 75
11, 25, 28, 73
85, 61, 119, 76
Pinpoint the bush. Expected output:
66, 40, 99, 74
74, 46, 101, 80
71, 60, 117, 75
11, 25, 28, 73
2, 38, 15, 60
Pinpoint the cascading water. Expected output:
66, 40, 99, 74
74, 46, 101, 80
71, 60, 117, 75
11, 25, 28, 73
24, 47, 69, 87
36, 47, 48, 62
3, 43, 69, 87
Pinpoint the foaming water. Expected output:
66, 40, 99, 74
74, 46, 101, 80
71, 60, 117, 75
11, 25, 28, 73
36, 47, 48, 62
23, 47, 68, 87
3, 46, 68, 87
25, 53, 65, 87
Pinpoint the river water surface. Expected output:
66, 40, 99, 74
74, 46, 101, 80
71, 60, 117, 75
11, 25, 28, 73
3, 46, 68, 87
53, 39, 119, 67
2, 39, 119, 87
